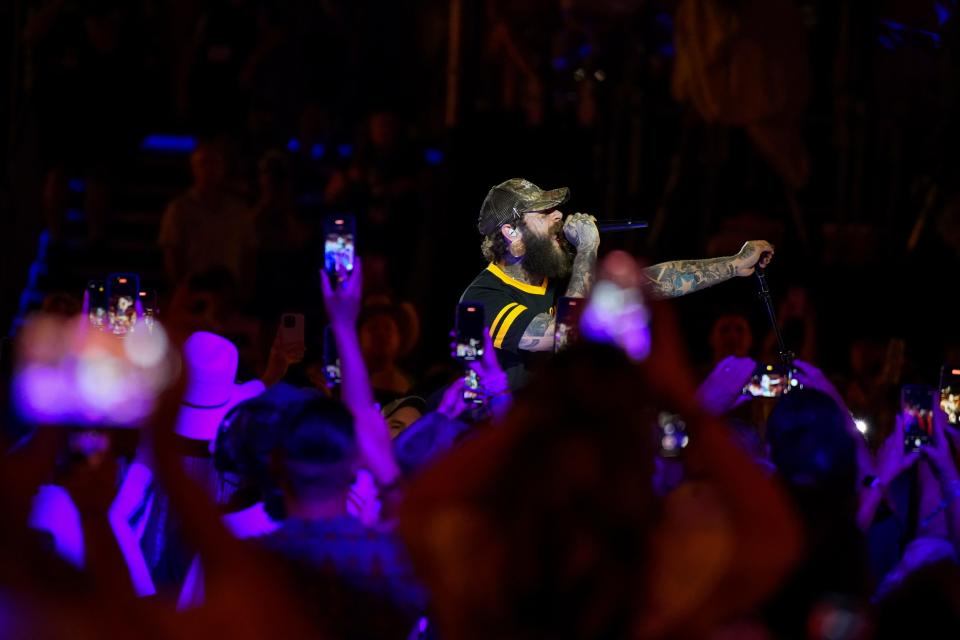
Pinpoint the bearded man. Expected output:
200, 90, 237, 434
461, 178, 774, 389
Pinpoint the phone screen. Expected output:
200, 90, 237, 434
744, 364, 798, 398
940, 366, 960, 426
323, 215, 356, 286
454, 302, 485, 361
463, 369, 484, 404
139, 290, 158, 331
554, 296, 584, 353
107, 273, 140, 336
322, 325, 341, 387
658, 411, 689, 457
902, 384, 934, 451
87, 280, 107, 330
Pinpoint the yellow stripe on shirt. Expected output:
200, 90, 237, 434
486, 263, 548, 295
494, 304, 528, 349
489, 302, 518, 338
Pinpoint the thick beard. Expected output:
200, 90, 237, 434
521, 221, 575, 280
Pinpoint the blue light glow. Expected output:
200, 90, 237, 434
577, 44, 592, 58
310, 143, 326, 159
878, 19, 941, 48
337, 143, 354, 158
424, 148, 444, 166
287, 138, 301, 153
67, 179, 86, 193
935, 1, 952, 27
552, 56, 568, 70
141, 134, 197, 153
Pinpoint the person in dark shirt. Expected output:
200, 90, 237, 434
461, 178, 776, 389
257, 396, 426, 628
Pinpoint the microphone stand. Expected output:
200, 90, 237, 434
755, 265, 794, 366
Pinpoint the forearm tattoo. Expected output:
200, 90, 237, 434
643, 257, 737, 299
564, 248, 597, 299
519, 313, 556, 352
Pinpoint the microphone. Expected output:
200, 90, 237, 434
597, 219, 648, 232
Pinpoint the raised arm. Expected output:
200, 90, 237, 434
320, 260, 403, 513
518, 213, 599, 352
643, 240, 774, 299
562, 212, 600, 298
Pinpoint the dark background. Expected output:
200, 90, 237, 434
2, 0, 959, 387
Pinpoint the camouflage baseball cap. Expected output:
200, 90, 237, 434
477, 178, 570, 236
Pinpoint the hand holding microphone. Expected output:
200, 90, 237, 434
563, 212, 601, 252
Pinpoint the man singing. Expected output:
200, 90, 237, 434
461, 178, 774, 389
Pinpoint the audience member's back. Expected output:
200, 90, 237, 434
256, 396, 426, 625
763, 388, 871, 636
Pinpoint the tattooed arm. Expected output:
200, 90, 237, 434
518, 313, 556, 352
565, 247, 598, 298
644, 240, 774, 299
563, 212, 600, 298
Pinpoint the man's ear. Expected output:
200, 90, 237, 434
501, 224, 517, 240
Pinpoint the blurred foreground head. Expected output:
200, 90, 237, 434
402, 251, 679, 639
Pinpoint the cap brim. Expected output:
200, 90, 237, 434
174, 379, 266, 442
521, 187, 570, 213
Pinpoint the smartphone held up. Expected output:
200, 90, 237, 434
902, 384, 934, 452
453, 302, 486, 404
85, 273, 158, 337
454, 302, 485, 361
323, 214, 356, 288
940, 366, 960, 426
743, 363, 800, 398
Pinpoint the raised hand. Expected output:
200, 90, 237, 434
697, 356, 757, 416
791, 359, 843, 406
467, 330, 509, 398
443, 330, 511, 419
320, 256, 363, 328
876, 414, 921, 486
562, 212, 600, 252
733, 240, 775, 277
921, 392, 960, 484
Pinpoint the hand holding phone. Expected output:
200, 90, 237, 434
743, 363, 799, 398
462, 369, 484, 405
902, 384, 934, 452
453, 302, 485, 361
322, 324, 341, 387
280, 313, 305, 347
323, 215, 356, 287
